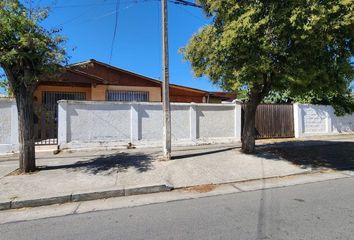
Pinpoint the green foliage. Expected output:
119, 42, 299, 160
292, 89, 354, 115
0, 0, 66, 92
235, 87, 249, 102
0, 77, 12, 96
242, 88, 354, 116
183, 0, 354, 112
262, 90, 293, 104
263, 87, 354, 115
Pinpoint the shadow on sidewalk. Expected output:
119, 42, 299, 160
254, 140, 354, 238
259, 141, 354, 171
171, 147, 237, 160
38, 152, 154, 175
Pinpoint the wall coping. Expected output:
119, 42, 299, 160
57, 100, 238, 107
0, 98, 16, 103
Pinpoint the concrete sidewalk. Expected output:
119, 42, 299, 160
1, 134, 353, 210
0, 143, 314, 210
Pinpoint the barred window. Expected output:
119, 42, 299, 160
106, 90, 149, 102
42, 92, 86, 106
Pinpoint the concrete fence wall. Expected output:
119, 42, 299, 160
294, 104, 354, 138
2, 98, 354, 154
58, 100, 242, 149
0, 99, 18, 154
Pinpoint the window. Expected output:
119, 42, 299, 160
42, 92, 86, 106
106, 90, 149, 102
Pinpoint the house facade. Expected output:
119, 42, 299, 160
29, 59, 236, 145
33, 59, 235, 106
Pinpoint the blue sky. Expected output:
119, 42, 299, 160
0, 0, 353, 94
1, 0, 216, 94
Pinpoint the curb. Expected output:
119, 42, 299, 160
1, 169, 343, 211
0, 184, 173, 211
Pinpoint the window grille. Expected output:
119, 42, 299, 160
42, 92, 86, 106
106, 90, 149, 102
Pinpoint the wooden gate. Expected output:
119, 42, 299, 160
241, 104, 294, 139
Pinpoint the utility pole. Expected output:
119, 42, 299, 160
162, 0, 171, 160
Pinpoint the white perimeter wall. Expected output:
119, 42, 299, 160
0, 99, 18, 154
3, 99, 353, 154
294, 104, 354, 137
58, 100, 242, 149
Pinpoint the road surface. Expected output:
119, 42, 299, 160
1, 177, 354, 240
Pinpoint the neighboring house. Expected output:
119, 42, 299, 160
33, 59, 235, 106
207, 92, 237, 103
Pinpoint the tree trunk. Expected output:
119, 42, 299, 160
16, 84, 36, 173
241, 100, 259, 154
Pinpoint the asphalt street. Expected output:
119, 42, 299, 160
1, 177, 354, 240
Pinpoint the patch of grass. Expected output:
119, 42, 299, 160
180, 184, 217, 193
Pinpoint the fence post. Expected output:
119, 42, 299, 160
130, 103, 139, 143
326, 106, 333, 134
57, 100, 68, 147
10, 100, 19, 149
234, 103, 242, 141
293, 103, 303, 138
190, 103, 197, 140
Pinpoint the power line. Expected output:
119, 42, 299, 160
95, 9, 122, 20
56, 8, 121, 27
169, 0, 202, 8
52, 0, 154, 28
52, 1, 119, 9
109, 0, 121, 63
52, 0, 155, 9
49, 0, 201, 66
55, 7, 95, 27
172, 2, 205, 22
52, 0, 199, 9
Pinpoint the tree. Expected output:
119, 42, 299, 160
0, 0, 66, 172
183, 0, 354, 153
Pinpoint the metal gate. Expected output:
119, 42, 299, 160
34, 91, 86, 145
241, 104, 294, 139
34, 103, 58, 145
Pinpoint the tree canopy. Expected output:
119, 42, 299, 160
0, 0, 66, 93
183, 0, 353, 108
183, 0, 353, 153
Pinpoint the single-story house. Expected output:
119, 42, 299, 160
33, 59, 236, 106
